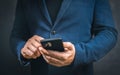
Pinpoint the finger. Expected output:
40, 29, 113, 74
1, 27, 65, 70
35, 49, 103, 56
27, 44, 37, 53
21, 50, 31, 59
41, 49, 66, 61
27, 44, 39, 58
39, 48, 64, 61
33, 35, 44, 42
39, 47, 69, 61
22, 53, 32, 59
23, 49, 33, 56
25, 48, 37, 59
45, 55, 62, 64
30, 40, 42, 57
64, 48, 69, 51
31, 39, 42, 48
22, 49, 35, 59
35, 50, 41, 57
31, 40, 42, 57
44, 55, 64, 67
40, 50, 52, 64
64, 47, 75, 58
48, 50, 67, 60
39, 47, 49, 55
41, 53, 49, 63
63, 42, 73, 50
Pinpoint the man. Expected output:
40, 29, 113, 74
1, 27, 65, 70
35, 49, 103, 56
10, 0, 118, 75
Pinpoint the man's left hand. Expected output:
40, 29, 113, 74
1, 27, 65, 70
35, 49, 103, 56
39, 42, 75, 67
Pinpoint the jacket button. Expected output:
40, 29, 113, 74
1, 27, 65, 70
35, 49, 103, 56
51, 31, 56, 35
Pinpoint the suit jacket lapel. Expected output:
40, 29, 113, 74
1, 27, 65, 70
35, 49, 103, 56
54, 0, 72, 26
40, 0, 52, 25
39, 0, 72, 26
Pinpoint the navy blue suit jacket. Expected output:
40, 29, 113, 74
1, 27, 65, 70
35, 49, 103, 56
10, 0, 118, 75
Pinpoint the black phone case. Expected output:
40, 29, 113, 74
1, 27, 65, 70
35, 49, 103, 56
40, 38, 64, 52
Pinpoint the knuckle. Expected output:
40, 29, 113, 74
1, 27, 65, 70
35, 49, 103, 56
32, 48, 37, 52
28, 39, 32, 42
30, 53, 34, 56
67, 42, 71, 45
34, 42, 40, 47
34, 35, 39, 39
33, 35, 37, 37
21, 48, 27, 53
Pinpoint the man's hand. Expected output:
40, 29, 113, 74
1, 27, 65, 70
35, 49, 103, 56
39, 42, 75, 67
21, 35, 44, 59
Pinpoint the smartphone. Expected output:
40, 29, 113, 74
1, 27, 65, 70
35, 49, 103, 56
40, 38, 64, 52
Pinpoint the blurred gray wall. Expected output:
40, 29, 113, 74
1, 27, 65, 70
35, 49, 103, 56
94, 0, 120, 75
0, 0, 120, 75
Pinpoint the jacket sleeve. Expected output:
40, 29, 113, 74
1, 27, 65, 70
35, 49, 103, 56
73, 0, 118, 67
10, 0, 30, 66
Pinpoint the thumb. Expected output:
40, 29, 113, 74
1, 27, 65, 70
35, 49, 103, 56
63, 42, 73, 50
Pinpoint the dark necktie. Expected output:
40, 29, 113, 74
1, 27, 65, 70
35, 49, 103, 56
45, 0, 63, 24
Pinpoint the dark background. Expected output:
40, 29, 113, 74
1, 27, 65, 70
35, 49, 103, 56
0, 0, 120, 75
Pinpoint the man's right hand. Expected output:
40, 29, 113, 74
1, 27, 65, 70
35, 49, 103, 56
21, 35, 44, 59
